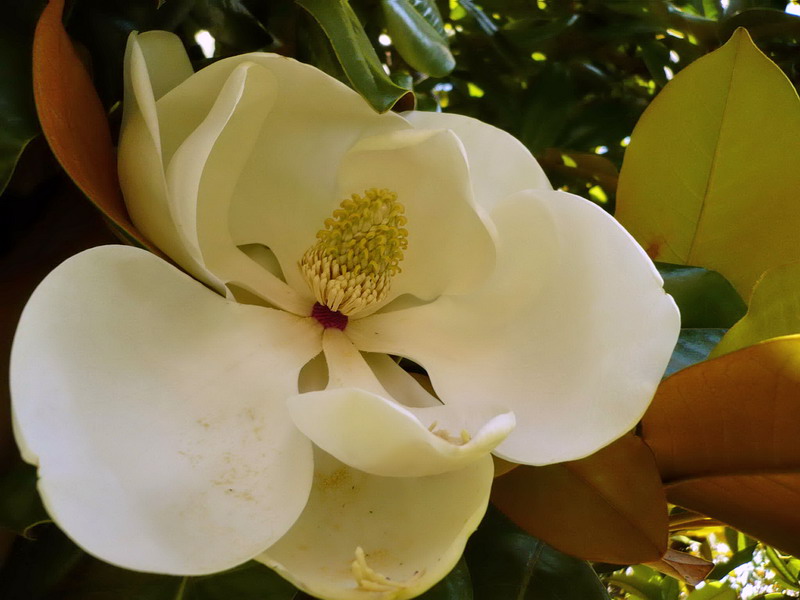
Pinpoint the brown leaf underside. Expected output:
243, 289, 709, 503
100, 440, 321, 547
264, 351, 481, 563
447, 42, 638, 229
643, 335, 800, 555
33, 0, 154, 251
492, 434, 668, 564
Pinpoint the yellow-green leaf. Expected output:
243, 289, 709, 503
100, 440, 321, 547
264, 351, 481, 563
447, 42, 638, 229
685, 581, 737, 600
616, 28, 800, 301
711, 261, 800, 357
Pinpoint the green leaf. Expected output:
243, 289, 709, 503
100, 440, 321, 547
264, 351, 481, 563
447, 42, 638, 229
764, 546, 800, 591
711, 261, 800, 358
465, 506, 610, 600
520, 63, 575, 154
616, 28, 800, 301
381, 0, 455, 77
0, 25, 40, 196
640, 39, 671, 89
0, 462, 48, 535
707, 543, 757, 581
296, 0, 410, 112
665, 328, 726, 377
40, 552, 298, 599
657, 264, 746, 329
685, 581, 737, 600
416, 557, 473, 600
607, 565, 666, 600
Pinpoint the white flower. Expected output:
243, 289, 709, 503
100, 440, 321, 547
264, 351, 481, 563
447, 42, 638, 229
10, 31, 680, 600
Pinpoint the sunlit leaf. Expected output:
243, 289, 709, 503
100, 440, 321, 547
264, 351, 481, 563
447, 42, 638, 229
711, 262, 800, 357
608, 565, 677, 600
296, 0, 410, 112
643, 335, 800, 555
616, 28, 800, 300
491, 434, 668, 564
32, 0, 155, 251
707, 543, 757, 581
685, 581, 737, 600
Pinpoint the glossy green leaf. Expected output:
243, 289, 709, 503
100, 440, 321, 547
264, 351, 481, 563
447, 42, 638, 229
711, 262, 800, 358
657, 264, 746, 329
296, 0, 410, 112
665, 329, 726, 377
416, 557, 473, 600
616, 28, 800, 300
0, 25, 40, 197
381, 0, 455, 77
465, 507, 610, 600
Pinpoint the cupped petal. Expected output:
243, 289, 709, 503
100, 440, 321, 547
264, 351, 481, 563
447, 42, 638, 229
165, 60, 310, 314
403, 110, 552, 213
258, 447, 494, 600
10, 245, 322, 574
295, 330, 513, 477
348, 189, 680, 466
337, 129, 496, 309
120, 32, 224, 293
152, 49, 410, 295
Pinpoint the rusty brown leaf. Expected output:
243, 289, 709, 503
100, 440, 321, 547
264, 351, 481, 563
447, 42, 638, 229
491, 434, 668, 564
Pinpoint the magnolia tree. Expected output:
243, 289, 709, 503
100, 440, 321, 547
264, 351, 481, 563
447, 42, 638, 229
2, 1, 800, 599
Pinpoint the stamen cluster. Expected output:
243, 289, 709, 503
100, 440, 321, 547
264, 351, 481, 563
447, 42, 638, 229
300, 188, 408, 316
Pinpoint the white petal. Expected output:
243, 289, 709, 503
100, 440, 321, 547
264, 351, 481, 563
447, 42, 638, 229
120, 32, 225, 294
258, 448, 494, 600
338, 129, 496, 310
288, 390, 513, 477
11, 246, 322, 574
348, 189, 680, 465
132, 31, 193, 101
165, 61, 310, 314
403, 110, 552, 212
291, 330, 512, 477
151, 51, 410, 296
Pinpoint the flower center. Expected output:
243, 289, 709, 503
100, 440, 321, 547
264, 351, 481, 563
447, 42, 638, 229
311, 302, 348, 330
300, 188, 408, 317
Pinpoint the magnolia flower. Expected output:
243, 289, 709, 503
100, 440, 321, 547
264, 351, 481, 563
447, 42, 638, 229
10, 31, 679, 600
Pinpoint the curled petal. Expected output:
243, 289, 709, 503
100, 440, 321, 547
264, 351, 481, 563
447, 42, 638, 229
120, 32, 224, 293
403, 110, 552, 212
349, 189, 680, 465
300, 330, 512, 476
165, 60, 310, 314
288, 389, 514, 477
337, 128, 496, 310
258, 448, 494, 600
11, 246, 322, 574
